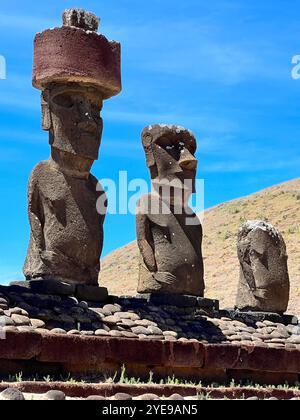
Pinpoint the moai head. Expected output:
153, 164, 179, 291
142, 125, 198, 199
236, 220, 290, 313
41, 83, 103, 161
32, 8, 121, 175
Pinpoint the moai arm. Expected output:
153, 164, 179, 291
136, 213, 157, 273
27, 172, 45, 253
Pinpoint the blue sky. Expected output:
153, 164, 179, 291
0, 0, 300, 283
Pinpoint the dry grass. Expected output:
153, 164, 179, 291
100, 178, 300, 314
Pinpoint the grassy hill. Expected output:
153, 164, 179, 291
100, 178, 300, 314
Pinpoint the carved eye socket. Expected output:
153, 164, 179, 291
52, 94, 74, 108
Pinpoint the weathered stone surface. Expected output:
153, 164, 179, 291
136, 125, 204, 296
11, 314, 31, 326
62, 9, 99, 32
137, 394, 160, 400
45, 390, 66, 401
51, 328, 67, 335
132, 326, 152, 336
113, 393, 132, 400
168, 394, 185, 400
236, 221, 290, 313
103, 316, 120, 325
23, 9, 121, 286
0, 315, 15, 326
95, 329, 110, 336
102, 304, 121, 315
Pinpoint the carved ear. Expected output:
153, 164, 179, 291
142, 132, 155, 168
41, 91, 51, 131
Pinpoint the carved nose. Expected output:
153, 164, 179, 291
179, 150, 197, 171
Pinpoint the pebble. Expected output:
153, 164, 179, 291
118, 319, 136, 328
287, 335, 300, 344
120, 331, 138, 339
86, 395, 106, 400
30, 319, 46, 329
67, 330, 81, 335
287, 325, 300, 335
45, 390, 66, 401
78, 301, 89, 310
163, 331, 178, 338
113, 393, 132, 401
228, 335, 242, 341
132, 326, 151, 336
17, 326, 35, 333
6, 307, 29, 316
137, 394, 160, 400
109, 330, 123, 337
81, 331, 95, 336
164, 336, 177, 341
264, 321, 278, 327
0, 388, 25, 401
2, 326, 18, 333
89, 308, 105, 318
95, 329, 110, 336
270, 331, 289, 340
103, 316, 120, 325
51, 328, 67, 334
0, 315, 15, 326
103, 304, 120, 315
135, 319, 157, 327
168, 394, 185, 400
148, 326, 163, 335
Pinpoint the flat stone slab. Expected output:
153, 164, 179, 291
9, 280, 76, 296
8, 281, 108, 303
75, 285, 108, 303
220, 309, 298, 326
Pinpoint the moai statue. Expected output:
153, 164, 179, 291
136, 125, 205, 296
236, 220, 290, 313
23, 9, 121, 286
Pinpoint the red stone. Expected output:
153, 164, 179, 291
0, 331, 41, 360
33, 26, 121, 99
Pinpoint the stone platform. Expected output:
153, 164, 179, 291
0, 281, 300, 386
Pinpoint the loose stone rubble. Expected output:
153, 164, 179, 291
0, 387, 299, 400
0, 284, 298, 350
137, 125, 204, 296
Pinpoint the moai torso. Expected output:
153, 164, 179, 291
236, 220, 290, 313
24, 160, 105, 285
137, 125, 205, 296
23, 9, 121, 286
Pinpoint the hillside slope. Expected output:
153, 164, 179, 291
100, 179, 300, 314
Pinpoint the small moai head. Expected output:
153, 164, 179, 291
62, 8, 100, 32
141, 125, 198, 197
236, 220, 290, 313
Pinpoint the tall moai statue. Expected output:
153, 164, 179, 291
23, 9, 121, 286
136, 125, 205, 296
236, 220, 290, 313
